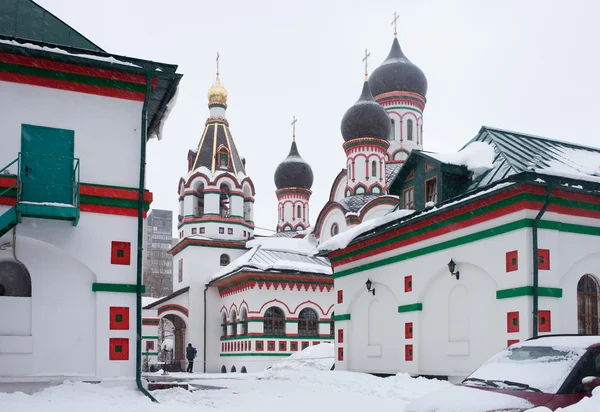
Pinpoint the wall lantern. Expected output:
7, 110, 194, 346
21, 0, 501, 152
448, 259, 460, 280
365, 278, 375, 295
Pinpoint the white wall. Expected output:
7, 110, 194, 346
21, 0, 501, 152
0, 235, 96, 378
334, 206, 600, 379
0, 81, 143, 188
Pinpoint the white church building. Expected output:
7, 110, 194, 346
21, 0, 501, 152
143, 22, 600, 382
0, 0, 181, 391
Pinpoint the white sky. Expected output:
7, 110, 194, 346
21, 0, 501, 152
38, 0, 600, 234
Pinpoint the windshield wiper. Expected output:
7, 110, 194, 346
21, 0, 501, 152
463, 378, 500, 388
491, 380, 542, 393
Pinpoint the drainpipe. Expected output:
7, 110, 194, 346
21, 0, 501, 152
203, 283, 209, 373
532, 183, 552, 338
136, 71, 158, 403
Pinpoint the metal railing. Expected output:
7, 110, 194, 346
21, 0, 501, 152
0, 153, 80, 207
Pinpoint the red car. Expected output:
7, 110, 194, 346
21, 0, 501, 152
405, 335, 600, 412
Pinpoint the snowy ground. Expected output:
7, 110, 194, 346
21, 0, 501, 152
1, 344, 598, 412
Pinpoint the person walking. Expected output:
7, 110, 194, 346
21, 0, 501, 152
186, 343, 197, 373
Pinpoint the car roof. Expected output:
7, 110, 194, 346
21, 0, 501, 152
519, 334, 600, 349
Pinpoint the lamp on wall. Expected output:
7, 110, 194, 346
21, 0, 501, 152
365, 279, 375, 295
448, 259, 460, 280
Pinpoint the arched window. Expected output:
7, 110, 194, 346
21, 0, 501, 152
240, 308, 248, 336
264, 307, 285, 336
348, 162, 352, 177
221, 312, 227, 337
0, 261, 31, 297
230, 309, 237, 337
298, 308, 319, 337
371, 160, 377, 177
221, 365, 227, 373
331, 223, 339, 237
407, 119, 413, 141
231, 365, 236, 373
330, 311, 335, 337
578, 275, 599, 335
390, 118, 395, 140
220, 254, 230, 266
241, 366, 247, 373
218, 146, 230, 169
195, 183, 205, 217
220, 184, 230, 218
297, 205, 301, 219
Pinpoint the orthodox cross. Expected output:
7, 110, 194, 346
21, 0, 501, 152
362, 49, 370, 80
291, 116, 297, 141
216, 52, 220, 75
392, 11, 399, 37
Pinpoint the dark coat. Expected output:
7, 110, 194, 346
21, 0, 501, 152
186, 345, 196, 360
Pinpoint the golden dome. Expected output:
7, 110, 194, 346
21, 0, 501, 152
208, 73, 228, 106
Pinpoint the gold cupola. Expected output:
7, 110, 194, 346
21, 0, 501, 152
207, 72, 228, 107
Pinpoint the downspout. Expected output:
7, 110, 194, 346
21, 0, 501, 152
203, 283, 209, 373
136, 71, 158, 403
532, 183, 552, 338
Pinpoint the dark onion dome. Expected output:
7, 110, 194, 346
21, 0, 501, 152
369, 38, 428, 98
274, 141, 314, 189
341, 81, 391, 142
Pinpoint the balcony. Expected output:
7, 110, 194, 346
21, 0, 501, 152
0, 153, 80, 237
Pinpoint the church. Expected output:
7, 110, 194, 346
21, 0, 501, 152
141, 24, 433, 373
143, 16, 600, 380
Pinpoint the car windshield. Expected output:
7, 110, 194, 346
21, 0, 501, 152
465, 345, 587, 393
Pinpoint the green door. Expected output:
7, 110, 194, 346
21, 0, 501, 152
20, 124, 75, 205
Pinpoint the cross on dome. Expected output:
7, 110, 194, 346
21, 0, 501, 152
291, 116, 297, 142
362, 48, 370, 80
392, 11, 399, 38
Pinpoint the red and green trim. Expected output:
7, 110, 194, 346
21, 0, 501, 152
220, 334, 333, 341
170, 238, 247, 255
177, 216, 255, 230
331, 185, 600, 267
157, 304, 189, 317
0, 177, 153, 217
0, 52, 150, 101
142, 318, 160, 326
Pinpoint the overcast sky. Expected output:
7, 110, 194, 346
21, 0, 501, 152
39, 0, 600, 234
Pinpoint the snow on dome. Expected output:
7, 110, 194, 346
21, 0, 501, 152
426, 142, 496, 178
268, 342, 334, 372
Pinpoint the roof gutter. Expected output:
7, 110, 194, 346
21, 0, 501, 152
136, 71, 158, 403
532, 183, 552, 338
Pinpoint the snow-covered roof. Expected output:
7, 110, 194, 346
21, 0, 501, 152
318, 182, 515, 253
463, 126, 600, 189
212, 236, 331, 281
385, 163, 403, 183
338, 194, 380, 215
0, 39, 138, 67
425, 141, 496, 178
